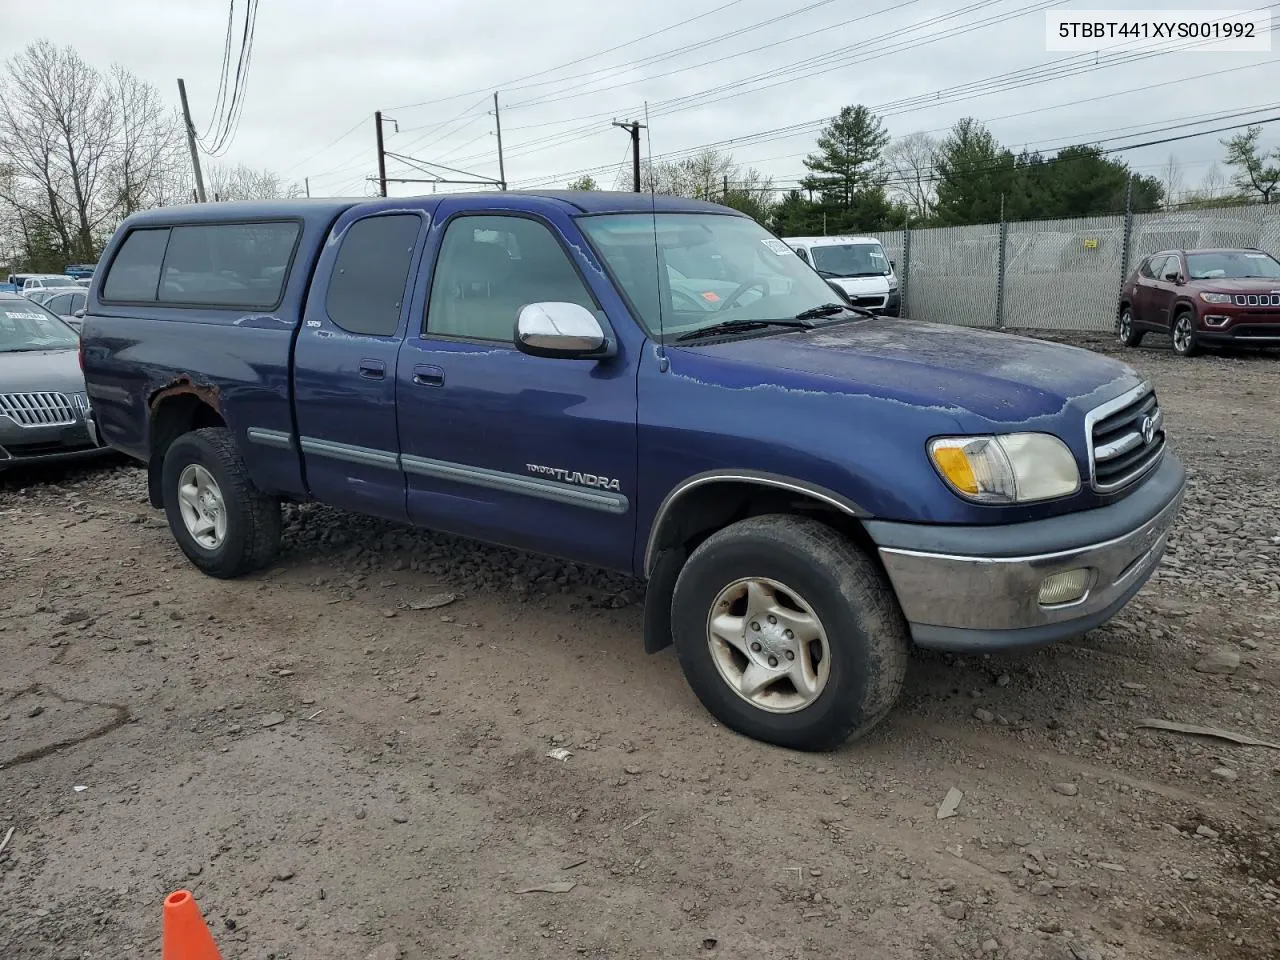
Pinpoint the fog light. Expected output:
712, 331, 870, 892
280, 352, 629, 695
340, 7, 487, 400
1204, 315, 1230, 328
1038, 568, 1091, 606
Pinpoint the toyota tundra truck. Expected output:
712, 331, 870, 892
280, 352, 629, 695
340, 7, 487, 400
80, 192, 1186, 750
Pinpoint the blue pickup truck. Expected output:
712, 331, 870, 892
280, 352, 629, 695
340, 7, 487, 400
80, 192, 1185, 749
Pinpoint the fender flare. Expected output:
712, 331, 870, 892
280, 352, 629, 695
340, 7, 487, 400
642, 469, 868, 577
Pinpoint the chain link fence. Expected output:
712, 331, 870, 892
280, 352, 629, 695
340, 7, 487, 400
885, 202, 1280, 332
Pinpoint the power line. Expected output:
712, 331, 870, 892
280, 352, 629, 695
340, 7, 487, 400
200, 0, 260, 157
200, 0, 237, 141
382, 0, 752, 112
487, 2, 1275, 179
458, 0, 1069, 172
517, 19, 1276, 188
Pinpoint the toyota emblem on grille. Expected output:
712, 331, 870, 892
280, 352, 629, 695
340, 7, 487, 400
1140, 414, 1156, 445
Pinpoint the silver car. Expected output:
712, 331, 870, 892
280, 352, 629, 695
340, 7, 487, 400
0, 293, 108, 471
34, 288, 89, 331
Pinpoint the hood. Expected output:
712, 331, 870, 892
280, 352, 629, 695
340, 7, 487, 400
832, 275, 891, 295
0, 348, 86, 396
1188, 278, 1280, 294
674, 317, 1140, 430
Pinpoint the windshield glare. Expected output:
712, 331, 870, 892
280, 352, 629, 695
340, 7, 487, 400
809, 242, 890, 278
0, 301, 79, 352
579, 213, 846, 339
1186, 251, 1280, 280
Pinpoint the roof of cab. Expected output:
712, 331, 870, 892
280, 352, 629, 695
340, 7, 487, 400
117, 191, 741, 228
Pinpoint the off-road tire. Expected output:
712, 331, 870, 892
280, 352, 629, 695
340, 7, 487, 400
670, 514, 909, 751
161, 427, 282, 578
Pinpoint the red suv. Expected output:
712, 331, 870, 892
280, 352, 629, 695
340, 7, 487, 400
1117, 248, 1280, 356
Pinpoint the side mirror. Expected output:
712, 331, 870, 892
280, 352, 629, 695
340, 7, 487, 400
890, 259, 897, 272
73, 309, 85, 319
1164, 271, 1181, 284
515, 302, 612, 359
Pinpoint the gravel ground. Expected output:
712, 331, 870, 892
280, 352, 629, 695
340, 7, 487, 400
1, 332, 1277, 960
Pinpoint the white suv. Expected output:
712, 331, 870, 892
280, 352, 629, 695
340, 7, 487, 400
783, 236, 900, 316
22, 274, 79, 294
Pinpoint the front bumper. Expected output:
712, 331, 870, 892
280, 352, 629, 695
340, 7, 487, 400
864, 454, 1186, 650
1196, 319, 1280, 345
0, 415, 109, 472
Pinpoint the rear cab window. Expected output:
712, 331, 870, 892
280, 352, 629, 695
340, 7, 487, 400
102, 220, 301, 309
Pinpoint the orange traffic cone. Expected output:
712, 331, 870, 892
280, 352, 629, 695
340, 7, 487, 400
162, 889, 222, 960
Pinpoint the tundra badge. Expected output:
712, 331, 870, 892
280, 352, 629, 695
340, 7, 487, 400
526, 463, 622, 492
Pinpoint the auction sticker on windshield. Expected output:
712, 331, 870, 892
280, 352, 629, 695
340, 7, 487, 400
761, 239, 795, 256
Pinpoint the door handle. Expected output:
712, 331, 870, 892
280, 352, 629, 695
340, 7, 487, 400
359, 359, 386, 380
413, 364, 445, 387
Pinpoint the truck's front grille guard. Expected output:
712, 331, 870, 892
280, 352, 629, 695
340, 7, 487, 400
0, 392, 77, 427
1086, 385, 1165, 493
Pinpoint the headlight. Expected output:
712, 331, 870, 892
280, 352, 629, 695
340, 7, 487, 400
929, 433, 1080, 503
887, 278, 899, 291
1199, 292, 1232, 304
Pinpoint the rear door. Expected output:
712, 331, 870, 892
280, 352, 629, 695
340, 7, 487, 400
291, 211, 427, 522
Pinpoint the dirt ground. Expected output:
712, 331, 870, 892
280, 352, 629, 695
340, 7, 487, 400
1, 332, 1277, 960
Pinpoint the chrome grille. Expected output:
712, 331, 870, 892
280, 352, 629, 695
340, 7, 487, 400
0, 391, 77, 427
1088, 386, 1165, 493
1234, 293, 1280, 306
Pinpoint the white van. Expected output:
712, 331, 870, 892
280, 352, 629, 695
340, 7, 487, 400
783, 236, 899, 315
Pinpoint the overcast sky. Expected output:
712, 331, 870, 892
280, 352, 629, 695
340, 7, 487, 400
5, 0, 1278, 200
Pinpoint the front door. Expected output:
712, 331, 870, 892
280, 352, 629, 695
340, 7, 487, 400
396, 204, 638, 573
1149, 254, 1181, 330
292, 212, 427, 522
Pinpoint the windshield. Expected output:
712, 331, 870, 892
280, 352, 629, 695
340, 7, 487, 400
1186, 250, 1280, 280
579, 213, 846, 340
0, 300, 79, 352
809, 242, 891, 278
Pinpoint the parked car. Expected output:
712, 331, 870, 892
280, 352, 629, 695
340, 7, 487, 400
35, 288, 89, 331
782, 236, 900, 315
81, 193, 1184, 750
1118, 247, 1280, 356
0, 293, 107, 470
22, 274, 79, 294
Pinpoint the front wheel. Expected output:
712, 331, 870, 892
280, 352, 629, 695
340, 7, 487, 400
1117, 306, 1143, 347
161, 427, 282, 578
670, 515, 909, 751
1172, 312, 1200, 357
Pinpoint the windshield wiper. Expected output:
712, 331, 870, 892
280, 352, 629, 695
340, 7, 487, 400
793, 302, 876, 322
675, 318, 814, 342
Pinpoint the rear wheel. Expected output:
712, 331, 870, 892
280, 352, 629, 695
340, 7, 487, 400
1172, 311, 1200, 357
162, 427, 281, 578
670, 514, 909, 751
1117, 306, 1143, 347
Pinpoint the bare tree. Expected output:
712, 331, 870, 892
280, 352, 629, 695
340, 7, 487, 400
108, 64, 185, 216
1199, 162, 1226, 198
0, 40, 118, 262
1160, 154, 1184, 206
885, 131, 937, 219
206, 163, 304, 201
643, 148, 775, 219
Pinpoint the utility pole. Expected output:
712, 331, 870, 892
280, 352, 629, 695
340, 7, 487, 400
375, 110, 388, 198
176, 79, 207, 203
304, 177, 311, 198
493, 92, 507, 190
612, 120, 645, 192
723, 174, 729, 202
